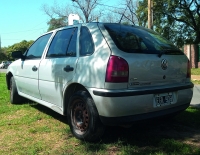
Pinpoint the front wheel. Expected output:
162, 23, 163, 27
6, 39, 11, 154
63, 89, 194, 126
10, 77, 24, 104
67, 91, 105, 142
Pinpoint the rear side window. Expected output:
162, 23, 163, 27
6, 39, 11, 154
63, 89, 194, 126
80, 26, 94, 56
104, 24, 183, 55
46, 28, 77, 58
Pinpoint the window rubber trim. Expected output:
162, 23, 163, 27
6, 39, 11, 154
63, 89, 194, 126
93, 83, 194, 97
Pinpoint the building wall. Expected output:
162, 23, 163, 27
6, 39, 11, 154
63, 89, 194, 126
184, 44, 200, 68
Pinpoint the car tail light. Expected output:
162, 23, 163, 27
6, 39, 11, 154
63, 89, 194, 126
105, 55, 129, 83
186, 60, 191, 78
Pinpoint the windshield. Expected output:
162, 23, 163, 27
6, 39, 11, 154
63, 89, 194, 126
104, 24, 182, 55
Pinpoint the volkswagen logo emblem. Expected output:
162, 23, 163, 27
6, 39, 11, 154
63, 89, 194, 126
161, 59, 168, 70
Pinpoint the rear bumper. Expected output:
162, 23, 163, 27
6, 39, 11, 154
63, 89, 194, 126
99, 102, 190, 126
93, 83, 194, 97
87, 83, 193, 122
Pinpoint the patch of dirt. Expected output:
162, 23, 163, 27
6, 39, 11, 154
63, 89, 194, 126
107, 146, 120, 155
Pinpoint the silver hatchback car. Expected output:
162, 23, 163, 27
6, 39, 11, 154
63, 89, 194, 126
6, 23, 194, 141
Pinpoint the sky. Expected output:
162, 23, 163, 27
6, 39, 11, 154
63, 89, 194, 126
0, 0, 120, 48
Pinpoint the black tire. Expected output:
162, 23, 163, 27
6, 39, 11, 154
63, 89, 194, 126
10, 77, 24, 104
67, 91, 105, 142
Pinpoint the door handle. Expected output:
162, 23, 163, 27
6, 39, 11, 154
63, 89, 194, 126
32, 66, 38, 72
63, 65, 74, 72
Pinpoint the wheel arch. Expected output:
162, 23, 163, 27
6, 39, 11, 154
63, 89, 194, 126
63, 83, 91, 115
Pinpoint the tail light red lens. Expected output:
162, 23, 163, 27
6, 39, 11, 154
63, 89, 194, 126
186, 60, 191, 78
105, 55, 129, 83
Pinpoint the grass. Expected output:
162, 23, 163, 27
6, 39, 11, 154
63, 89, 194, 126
191, 68, 200, 75
0, 73, 200, 154
191, 68, 200, 84
192, 80, 200, 85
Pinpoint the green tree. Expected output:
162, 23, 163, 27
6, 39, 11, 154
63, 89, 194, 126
136, 0, 200, 47
0, 51, 7, 62
47, 17, 67, 31
5, 40, 34, 60
136, 0, 148, 27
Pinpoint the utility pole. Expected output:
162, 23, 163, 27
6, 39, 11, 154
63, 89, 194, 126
148, 0, 153, 29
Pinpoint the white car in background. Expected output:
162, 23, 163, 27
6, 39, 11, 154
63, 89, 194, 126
0, 61, 11, 69
6, 23, 194, 141
0, 61, 6, 68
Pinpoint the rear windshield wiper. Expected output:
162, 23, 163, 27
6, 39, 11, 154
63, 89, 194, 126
158, 50, 167, 58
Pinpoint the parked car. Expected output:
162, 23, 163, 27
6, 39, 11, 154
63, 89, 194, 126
0, 61, 6, 68
0, 61, 4, 68
6, 23, 194, 141
5, 61, 12, 68
0, 61, 11, 69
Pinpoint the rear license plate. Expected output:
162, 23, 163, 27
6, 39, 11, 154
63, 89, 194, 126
154, 92, 173, 107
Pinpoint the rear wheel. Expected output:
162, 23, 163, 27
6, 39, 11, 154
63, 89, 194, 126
67, 91, 105, 142
10, 77, 24, 104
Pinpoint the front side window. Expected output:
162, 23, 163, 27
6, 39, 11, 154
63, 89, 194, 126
46, 28, 77, 58
26, 33, 52, 59
104, 23, 183, 55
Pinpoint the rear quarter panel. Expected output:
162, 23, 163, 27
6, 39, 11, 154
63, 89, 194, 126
73, 23, 111, 89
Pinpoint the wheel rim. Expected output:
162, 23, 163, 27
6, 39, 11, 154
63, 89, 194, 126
72, 99, 89, 134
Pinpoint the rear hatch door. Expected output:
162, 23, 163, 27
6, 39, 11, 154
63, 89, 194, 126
101, 23, 188, 88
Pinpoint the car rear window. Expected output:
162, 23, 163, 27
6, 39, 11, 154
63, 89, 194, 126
104, 23, 183, 55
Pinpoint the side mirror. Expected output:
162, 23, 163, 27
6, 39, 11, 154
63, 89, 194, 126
12, 51, 25, 60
